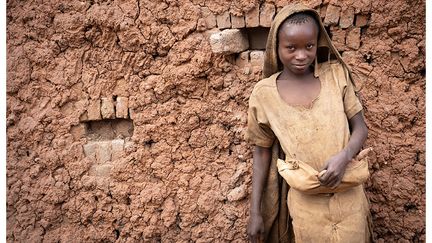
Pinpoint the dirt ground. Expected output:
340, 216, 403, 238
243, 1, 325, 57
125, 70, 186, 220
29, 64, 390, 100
6, 0, 425, 242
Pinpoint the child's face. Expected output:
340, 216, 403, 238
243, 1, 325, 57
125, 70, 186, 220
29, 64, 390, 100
277, 20, 319, 75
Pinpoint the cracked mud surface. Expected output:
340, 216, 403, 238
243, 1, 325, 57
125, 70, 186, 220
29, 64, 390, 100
7, 0, 425, 242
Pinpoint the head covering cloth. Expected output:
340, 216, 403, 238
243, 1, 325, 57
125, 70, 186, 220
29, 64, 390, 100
263, 3, 354, 83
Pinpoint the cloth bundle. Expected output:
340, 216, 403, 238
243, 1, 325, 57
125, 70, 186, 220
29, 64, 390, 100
277, 148, 372, 194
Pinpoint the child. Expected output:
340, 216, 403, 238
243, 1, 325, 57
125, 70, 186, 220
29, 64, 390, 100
246, 3, 372, 243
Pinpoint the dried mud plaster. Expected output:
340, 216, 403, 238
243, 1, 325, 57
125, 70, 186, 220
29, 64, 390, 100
7, 0, 425, 242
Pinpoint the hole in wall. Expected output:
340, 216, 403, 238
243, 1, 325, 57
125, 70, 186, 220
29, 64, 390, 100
245, 27, 270, 50
84, 118, 134, 141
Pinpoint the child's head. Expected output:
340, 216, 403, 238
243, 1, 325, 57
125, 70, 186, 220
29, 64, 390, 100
277, 12, 320, 75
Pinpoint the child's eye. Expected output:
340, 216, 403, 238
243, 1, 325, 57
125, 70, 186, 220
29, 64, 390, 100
286, 46, 295, 50
306, 44, 315, 49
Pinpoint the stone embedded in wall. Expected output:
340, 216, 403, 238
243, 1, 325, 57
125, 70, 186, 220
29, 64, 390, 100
324, 4, 341, 26
101, 97, 115, 119
339, 7, 354, 29
236, 51, 250, 67
216, 12, 231, 29
87, 100, 102, 121
250, 50, 264, 67
116, 97, 129, 118
245, 6, 260, 27
210, 29, 249, 55
201, 7, 217, 29
259, 3, 275, 27
355, 14, 369, 27
346, 27, 361, 50
231, 14, 245, 29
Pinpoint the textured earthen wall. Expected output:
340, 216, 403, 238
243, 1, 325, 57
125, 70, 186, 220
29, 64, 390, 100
7, 0, 425, 242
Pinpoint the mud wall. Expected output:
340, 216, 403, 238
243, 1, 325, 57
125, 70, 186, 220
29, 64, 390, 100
7, 0, 425, 242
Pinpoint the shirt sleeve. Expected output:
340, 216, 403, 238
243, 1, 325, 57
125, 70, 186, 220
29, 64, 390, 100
245, 92, 275, 148
341, 65, 363, 119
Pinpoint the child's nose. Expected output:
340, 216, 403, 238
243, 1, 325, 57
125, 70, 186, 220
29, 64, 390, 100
295, 50, 307, 60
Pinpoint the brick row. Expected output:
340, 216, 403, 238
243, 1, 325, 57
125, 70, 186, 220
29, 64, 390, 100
80, 97, 129, 121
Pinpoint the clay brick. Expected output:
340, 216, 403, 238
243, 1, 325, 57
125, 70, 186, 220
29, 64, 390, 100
216, 12, 231, 29
92, 164, 112, 177
231, 14, 245, 29
209, 29, 249, 55
245, 6, 259, 27
355, 14, 369, 27
70, 123, 87, 140
111, 139, 125, 161
320, 5, 328, 21
87, 100, 101, 121
330, 26, 347, 51
259, 3, 275, 27
346, 27, 361, 50
339, 7, 354, 29
101, 97, 115, 119
250, 51, 264, 67
96, 141, 112, 163
323, 4, 341, 26
235, 51, 250, 67
116, 97, 129, 118
201, 7, 216, 29
83, 142, 98, 160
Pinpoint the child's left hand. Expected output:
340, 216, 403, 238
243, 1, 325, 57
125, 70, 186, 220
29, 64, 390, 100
318, 150, 351, 188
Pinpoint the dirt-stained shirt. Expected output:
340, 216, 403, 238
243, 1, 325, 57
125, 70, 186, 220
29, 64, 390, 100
246, 60, 363, 171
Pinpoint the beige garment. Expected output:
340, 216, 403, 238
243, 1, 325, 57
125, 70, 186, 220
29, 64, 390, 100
277, 148, 370, 194
246, 3, 373, 242
247, 61, 371, 242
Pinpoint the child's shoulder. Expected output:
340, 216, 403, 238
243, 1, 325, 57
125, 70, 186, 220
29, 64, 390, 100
250, 72, 280, 96
318, 60, 348, 74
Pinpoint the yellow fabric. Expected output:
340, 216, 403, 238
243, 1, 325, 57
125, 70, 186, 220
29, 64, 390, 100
246, 3, 373, 243
277, 149, 370, 194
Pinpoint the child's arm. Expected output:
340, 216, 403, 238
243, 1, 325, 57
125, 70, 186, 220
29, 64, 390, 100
319, 111, 368, 188
247, 145, 272, 243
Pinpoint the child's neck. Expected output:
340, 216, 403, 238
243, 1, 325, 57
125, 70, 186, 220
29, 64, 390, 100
278, 67, 314, 82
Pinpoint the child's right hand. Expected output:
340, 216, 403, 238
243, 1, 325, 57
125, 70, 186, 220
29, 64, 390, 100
247, 212, 265, 243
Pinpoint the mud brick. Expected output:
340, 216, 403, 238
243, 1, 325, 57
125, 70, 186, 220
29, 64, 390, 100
101, 97, 115, 119
320, 5, 328, 21
259, 3, 275, 27
323, 4, 341, 26
339, 7, 354, 29
210, 29, 249, 54
116, 97, 129, 118
355, 14, 369, 27
250, 51, 264, 67
245, 6, 259, 27
201, 7, 216, 29
87, 99, 101, 121
231, 14, 245, 29
92, 164, 112, 177
96, 141, 112, 163
235, 51, 250, 67
111, 139, 125, 161
346, 27, 361, 50
70, 123, 87, 140
330, 26, 347, 51
216, 11, 231, 29
83, 142, 98, 160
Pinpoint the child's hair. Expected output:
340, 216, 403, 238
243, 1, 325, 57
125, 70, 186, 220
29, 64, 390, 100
279, 11, 320, 37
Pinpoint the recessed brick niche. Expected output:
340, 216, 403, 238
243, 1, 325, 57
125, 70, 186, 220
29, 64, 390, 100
76, 96, 134, 177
